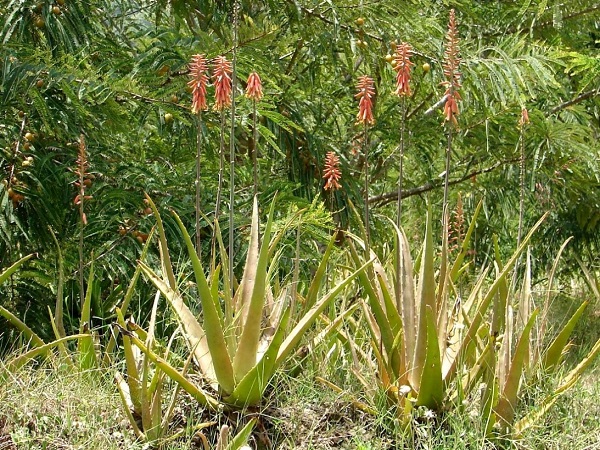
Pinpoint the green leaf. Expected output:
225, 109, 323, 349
494, 309, 539, 428
126, 331, 220, 411
542, 301, 587, 372
139, 261, 217, 386
226, 308, 290, 407
78, 259, 97, 370
173, 211, 235, 395
0, 305, 45, 348
224, 418, 257, 450
416, 306, 444, 409
233, 198, 276, 382
145, 194, 177, 289
5, 335, 90, 373
413, 203, 436, 390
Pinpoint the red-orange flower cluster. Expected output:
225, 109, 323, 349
73, 134, 92, 225
245, 71, 263, 102
442, 9, 462, 126
212, 56, 232, 111
394, 42, 414, 97
519, 107, 530, 127
188, 54, 209, 114
355, 75, 375, 125
323, 151, 342, 191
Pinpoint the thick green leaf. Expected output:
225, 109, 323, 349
173, 211, 235, 395
0, 305, 45, 348
226, 308, 290, 407
126, 332, 220, 411
444, 213, 548, 383
494, 309, 539, 427
413, 204, 436, 391
145, 193, 177, 289
542, 301, 588, 372
116, 308, 141, 413
233, 198, 276, 382
78, 260, 97, 370
348, 240, 395, 356
139, 262, 216, 386
224, 418, 257, 450
416, 306, 444, 409
5, 335, 89, 372
0, 254, 34, 285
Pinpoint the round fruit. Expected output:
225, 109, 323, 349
57, 0, 65, 5
390, 41, 397, 51
36, 79, 44, 88
118, 227, 127, 236
7, 188, 15, 198
22, 160, 32, 167
35, 17, 45, 28
170, 94, 178, 103
52, 6, 61, 14
144, 207, 152, 215
385, 54, 393, 63
18, 111, 25, 118
23, 142, 31, 151
157, 65, 169, 76
423, 62, 431, 73
24, 132, 34, 142
355, 17, 365, 27
164, 113, 173, 123
83, 179, 92, 187
34, 3, 43, 13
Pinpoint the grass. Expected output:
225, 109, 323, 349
0, 305, 599, 450
0, 358, 141, 450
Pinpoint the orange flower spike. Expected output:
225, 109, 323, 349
394, 42, 414, 97
323, 151, 342, 191
245, 71, 263, 102
519, 107, 530, 127
355, 75, 376, 125
442, 9, 462, 125
188, 54, 209, 114
212, 56, 233, 111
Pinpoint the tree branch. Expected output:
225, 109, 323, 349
369, 159, 518, 207
549, 88, 600, 114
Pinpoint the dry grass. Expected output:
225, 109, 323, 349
0, 357, 141, 450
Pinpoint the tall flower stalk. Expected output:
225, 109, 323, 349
393, 41, 413, 300
355, 75, 375, 254
189, 54, 209, 256
246, 71, 263, 198
73, 134, 91, 305
228, 0, 239, 296
211, 55, 232, 265
513, 106, 530, 286
441, 9, 461, 238
393, 42, 413, 228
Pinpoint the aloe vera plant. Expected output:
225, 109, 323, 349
347, 200, 596, 436
128, 195, 373, 409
